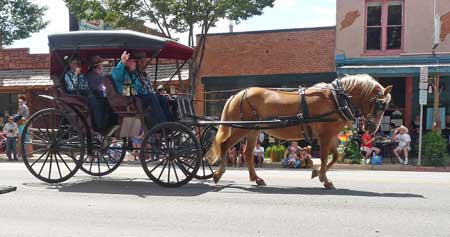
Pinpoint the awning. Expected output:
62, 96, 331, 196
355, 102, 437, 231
0, 69, 52, 89
337, 64, 450, 77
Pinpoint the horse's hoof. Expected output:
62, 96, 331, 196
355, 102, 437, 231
324, 182, 336, 190
213, 173, 221, 184
256, 179, 266, 186
311, 169, 319, 179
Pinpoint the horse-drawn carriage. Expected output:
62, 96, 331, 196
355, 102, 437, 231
21, 30, 393, 189
20, 30, 217, 187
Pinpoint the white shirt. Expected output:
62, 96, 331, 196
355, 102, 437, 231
3, 122, 19, 138
396, 133, 411, 149
254, 146, 264, 157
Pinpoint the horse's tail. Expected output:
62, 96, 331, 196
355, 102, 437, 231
207, 96, 234, 165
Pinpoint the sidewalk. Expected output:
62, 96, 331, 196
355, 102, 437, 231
2, 154, 449, 172
260, 158, 450, 172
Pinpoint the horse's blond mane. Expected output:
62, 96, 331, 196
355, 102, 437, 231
339, 74, 383, 97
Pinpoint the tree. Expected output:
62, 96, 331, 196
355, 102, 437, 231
0, 0, 48, 48
64, 0, 274, 95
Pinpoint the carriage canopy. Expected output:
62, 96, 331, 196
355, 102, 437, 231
48, 30, 194, 60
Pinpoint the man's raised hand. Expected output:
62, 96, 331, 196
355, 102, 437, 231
121, 51, 130, 63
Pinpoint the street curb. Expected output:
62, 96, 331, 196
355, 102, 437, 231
0, 186, 17, 194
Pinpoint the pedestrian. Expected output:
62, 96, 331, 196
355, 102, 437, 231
392, 125, 411, 165
3, 116, 19, 161
14, 98, 29, 122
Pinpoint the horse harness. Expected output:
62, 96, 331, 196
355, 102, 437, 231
236, 79, 386, 143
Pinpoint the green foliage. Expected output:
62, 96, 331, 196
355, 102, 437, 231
265, 144, 285, 162
422, 132, 450, 167
64, 0, 275, 42
343, 141, 363, 164
0, 0, 48, 48
264, 146, 272, 158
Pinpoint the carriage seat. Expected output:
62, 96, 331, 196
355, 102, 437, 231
102, 75, 143, 115
176, 95, 196, 123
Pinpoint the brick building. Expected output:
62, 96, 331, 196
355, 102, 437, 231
0, 48, 51, 126
197, 27, 336, 117
336, 0, 450, 131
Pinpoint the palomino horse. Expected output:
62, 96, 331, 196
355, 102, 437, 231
207, 74, 392, 189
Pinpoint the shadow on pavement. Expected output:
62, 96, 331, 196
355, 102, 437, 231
212, 184, 425, 198
22, 178, 424, 199
23, 178, 217, 197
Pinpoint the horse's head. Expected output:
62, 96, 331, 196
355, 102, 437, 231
340, 74, 392, 134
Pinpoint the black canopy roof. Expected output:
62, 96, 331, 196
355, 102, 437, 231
48, 30, 194, 60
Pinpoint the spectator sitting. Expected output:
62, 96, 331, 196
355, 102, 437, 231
361, 127, 381, 164
253, 142, 264, 168
236, 140, 246, 167
392, 125, 411, 165
282, 141, 301, 168
226, 146, 237, 167
107, 137, 123, 163
388, 123, 397, 139
131, 128, 144, 161
300, 145, 313, 168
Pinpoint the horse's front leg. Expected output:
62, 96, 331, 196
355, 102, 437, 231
312, 137, 335, 189
245, 132, 266, 186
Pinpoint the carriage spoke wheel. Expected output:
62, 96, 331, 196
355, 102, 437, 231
21, 108, 84, 183
194, 125, 217, 180
140, 122, 201, 187
79, 137, 127, 176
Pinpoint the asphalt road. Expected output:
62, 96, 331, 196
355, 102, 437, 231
1, 162, 449, 237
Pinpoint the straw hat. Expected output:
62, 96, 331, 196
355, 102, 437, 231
398, 125, 409, 133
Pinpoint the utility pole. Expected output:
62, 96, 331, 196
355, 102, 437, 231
432, 0, 441, 132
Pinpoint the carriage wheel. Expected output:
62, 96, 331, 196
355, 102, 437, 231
21, 108, 84, 183
79, 137, 127, 176
194, 125, 217, 180
140, 122, 201, 187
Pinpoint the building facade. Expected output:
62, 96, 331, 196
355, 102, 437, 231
336, 0, 450, 130
198, 27, 336, 117
0, 48, 51, 127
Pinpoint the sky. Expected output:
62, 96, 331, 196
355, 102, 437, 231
8, 0, 336, 54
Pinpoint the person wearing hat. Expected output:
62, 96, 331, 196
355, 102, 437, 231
86, 55, 107, 97
85, 55, 115, 132
64, 57, 88, 95
392, 125, 411, 165
112, 51, 169, 124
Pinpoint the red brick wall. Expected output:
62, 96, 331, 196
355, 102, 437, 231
441, 11, 450, 42
198, 28, 336, 78
0, 48, 49, 70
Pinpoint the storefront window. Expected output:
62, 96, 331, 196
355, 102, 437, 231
366, 0, 403, 53
367, 3, 382, 50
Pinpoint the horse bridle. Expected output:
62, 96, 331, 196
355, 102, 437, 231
331, 79, 389, 123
